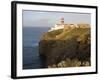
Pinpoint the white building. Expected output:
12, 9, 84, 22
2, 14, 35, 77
48, 24, 64, 32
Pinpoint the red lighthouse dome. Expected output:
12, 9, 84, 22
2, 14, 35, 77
60, 17, 64, 24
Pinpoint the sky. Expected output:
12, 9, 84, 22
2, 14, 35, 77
23, 10, 91, 27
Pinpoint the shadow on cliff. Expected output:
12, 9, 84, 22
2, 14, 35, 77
39, 35, 91, 68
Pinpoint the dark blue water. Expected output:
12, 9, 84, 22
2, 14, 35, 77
23, 27, 50, 69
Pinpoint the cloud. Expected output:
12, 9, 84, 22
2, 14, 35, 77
23, 10, 91, 27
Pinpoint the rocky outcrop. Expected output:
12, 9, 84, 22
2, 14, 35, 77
39, 28, 91, 67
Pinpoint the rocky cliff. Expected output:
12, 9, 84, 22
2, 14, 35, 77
39, 27, 91, 68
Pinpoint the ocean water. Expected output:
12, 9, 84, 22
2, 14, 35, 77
23, 27, 50, 69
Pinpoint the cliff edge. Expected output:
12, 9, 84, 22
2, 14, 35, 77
39, 27, 91, 68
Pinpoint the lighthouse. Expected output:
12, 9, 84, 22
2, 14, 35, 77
48, 17, 65, 32
60, 17, 64, 25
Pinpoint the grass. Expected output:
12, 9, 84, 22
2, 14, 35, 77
42, 28, 90, 40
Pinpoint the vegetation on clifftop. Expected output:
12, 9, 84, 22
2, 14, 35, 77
41, 28, 90, 40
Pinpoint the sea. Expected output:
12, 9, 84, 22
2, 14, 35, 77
23, 27, 50, 69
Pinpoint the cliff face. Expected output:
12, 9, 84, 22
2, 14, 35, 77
39, 28, 91, 68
